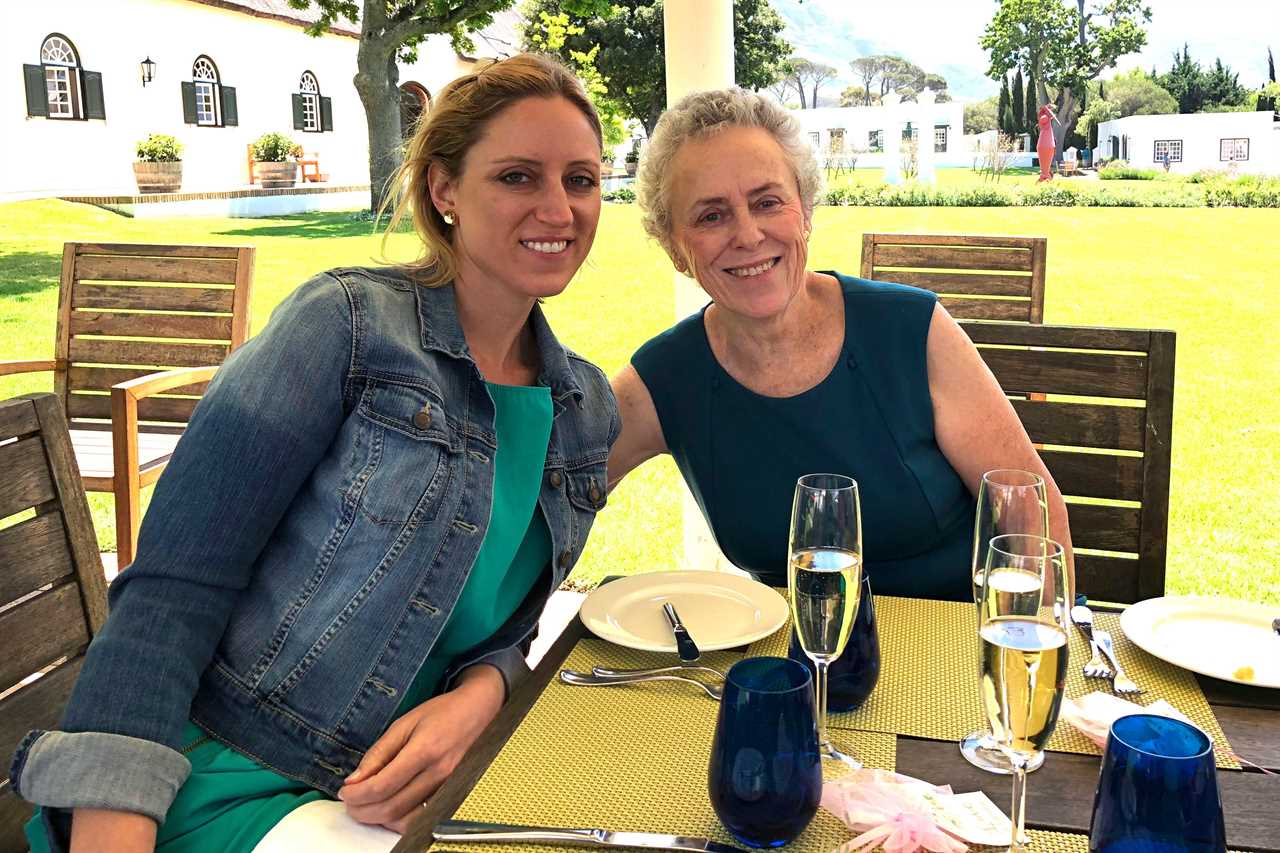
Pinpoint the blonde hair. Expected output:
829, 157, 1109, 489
383, 53, 602, 286
636, 88, 822, 261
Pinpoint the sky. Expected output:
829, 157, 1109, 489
788, 0, 1279, 101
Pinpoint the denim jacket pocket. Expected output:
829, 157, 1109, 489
350, 377, 456, 525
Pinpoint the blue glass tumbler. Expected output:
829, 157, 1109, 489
1089, 714, 1226, 852
787, 573, 879, 712
708, 657, 822, 848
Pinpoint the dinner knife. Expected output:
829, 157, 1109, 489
663, 603, 701, 664
433, 820, 748, 853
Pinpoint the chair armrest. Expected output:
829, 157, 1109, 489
113, 366, 220, 402
0, 359, 58, 377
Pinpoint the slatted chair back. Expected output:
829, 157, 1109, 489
861, 233, 1047, 323
55, 242, 254, 431
0, 394, 109, 848
962, 322, 1176, 604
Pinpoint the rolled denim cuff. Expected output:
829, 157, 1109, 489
446, 645, 530, 701
10, 730, 191, 824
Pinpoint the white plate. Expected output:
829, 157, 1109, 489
1120, 596, 1280, 689
578, 571, 789, 653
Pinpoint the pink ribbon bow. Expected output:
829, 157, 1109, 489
821, 770, 968, 853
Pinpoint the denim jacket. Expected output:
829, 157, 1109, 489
10, 267, 619, 844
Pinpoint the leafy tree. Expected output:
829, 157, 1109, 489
524, 10, 627, 149
1024, 70, 1039, 134
1159, 43, 1204, 113
1202, 58, 1247, 109
964, 95, 1000, 134
522, 0, 792, 135
1011, 69, 1026, 134
850, 56, 886, 105
788, 57, 839, 109
294, 0, 543, 211
839, 85, 876, 107
1093, 68, 1176, 116
981, 0, 1152, 162
1077, 97, 1119, 147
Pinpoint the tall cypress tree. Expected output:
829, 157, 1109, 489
1024, 71, 1038, 135
997, 74, 1012, 135
1011, 69, 1025, 134
1260, 47, 1277, 113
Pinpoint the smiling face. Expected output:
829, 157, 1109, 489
429, 95, 602, 304
666, 125, 811, 321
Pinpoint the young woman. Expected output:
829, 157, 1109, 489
13, 53, 619, 853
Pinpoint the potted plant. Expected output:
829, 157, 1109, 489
133, 134, 184, 194
253, 132, 303, 188
624, 139, 641, 177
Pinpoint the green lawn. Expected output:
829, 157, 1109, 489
823, 165, 1177, 196
1, 199, 1277, 604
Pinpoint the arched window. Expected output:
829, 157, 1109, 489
299, 71, 320, 132
192, 55, 220, 126
40, 34, 82, 119
292, 71, 332, 133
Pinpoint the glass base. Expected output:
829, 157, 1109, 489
959, 731, 1045, 775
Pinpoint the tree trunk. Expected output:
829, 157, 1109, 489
796, 78, 808, 109
353, 42, 402, 213
1053, 88, 1079, 164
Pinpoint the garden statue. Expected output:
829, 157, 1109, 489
1036, 103, 1059, 182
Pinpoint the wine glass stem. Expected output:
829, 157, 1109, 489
814, 658, 831, 752
1010, 758, 1029, 852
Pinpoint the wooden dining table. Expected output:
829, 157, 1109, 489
397, 602, 1280, 853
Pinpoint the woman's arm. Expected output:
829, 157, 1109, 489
606, 365, 668, 492
925, 304, 1075, 589
70, 810, 156, 853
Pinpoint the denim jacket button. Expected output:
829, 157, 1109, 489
549, 470, 563, 489
558, 549, 572, 569
413, 408, 431, 430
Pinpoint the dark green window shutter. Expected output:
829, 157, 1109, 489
24, 64, 48, 117
292, 93, 305, 129
181, 81, 197, 124
83, 71, 106, 119
221, 85, 238, 126
320, 96, 333, 132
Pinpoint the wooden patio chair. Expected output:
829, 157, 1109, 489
0, 393, 110, 848
963, 321, 1176, 603
861, 233, 1047, 324
0, 242, 254, 568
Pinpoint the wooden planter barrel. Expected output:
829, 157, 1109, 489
256, 161, 298, 189
132, 161, 183, 194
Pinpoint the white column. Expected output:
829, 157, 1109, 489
663, 0, 738, 572
882, 94, 901, 185
916, 90, 937, 184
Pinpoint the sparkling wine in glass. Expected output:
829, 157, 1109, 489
979, 534, 1069, 852
961, 469, 1049, 775
788, 473, 862, 765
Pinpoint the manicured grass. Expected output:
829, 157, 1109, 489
1, 199, 1277, 605
823, 165, 1166, 196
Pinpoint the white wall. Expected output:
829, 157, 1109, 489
1095, 112, 1280, 175
4, 0, 474, 197
792, 101, 969, 168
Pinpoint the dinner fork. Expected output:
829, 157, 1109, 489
590, 664, 726, 680
559, 669, 723, 700
1093, 629, 1144, 695
1069, 605, 1113, 679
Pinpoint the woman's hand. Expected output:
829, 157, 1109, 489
338, 664, 505, 833
70, 809, 157, 853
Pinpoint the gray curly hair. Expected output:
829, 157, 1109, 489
636, 87, 822, 262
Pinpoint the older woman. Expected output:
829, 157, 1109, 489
608, 88, 1071, 600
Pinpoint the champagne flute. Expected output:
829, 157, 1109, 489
788, 473, 862, 765
979, 534, 1069, 852
961, 469, 1049, 775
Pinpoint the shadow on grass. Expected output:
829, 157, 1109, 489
215, 211, 415, 240
0, 249, 61, 300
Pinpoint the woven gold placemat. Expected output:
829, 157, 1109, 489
747, 596, 1237, 769
437, 640, 896, 853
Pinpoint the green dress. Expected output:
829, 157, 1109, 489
28, 382, 554, 853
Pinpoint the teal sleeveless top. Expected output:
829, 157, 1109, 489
631, 273, 974, 601
28, 383, 554, 853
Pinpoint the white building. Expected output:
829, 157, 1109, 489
4, 0, 510, 201
791, 100, 968, 169
1095, 111, 1280, 175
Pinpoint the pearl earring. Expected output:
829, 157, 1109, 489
442, 210, 455, 225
